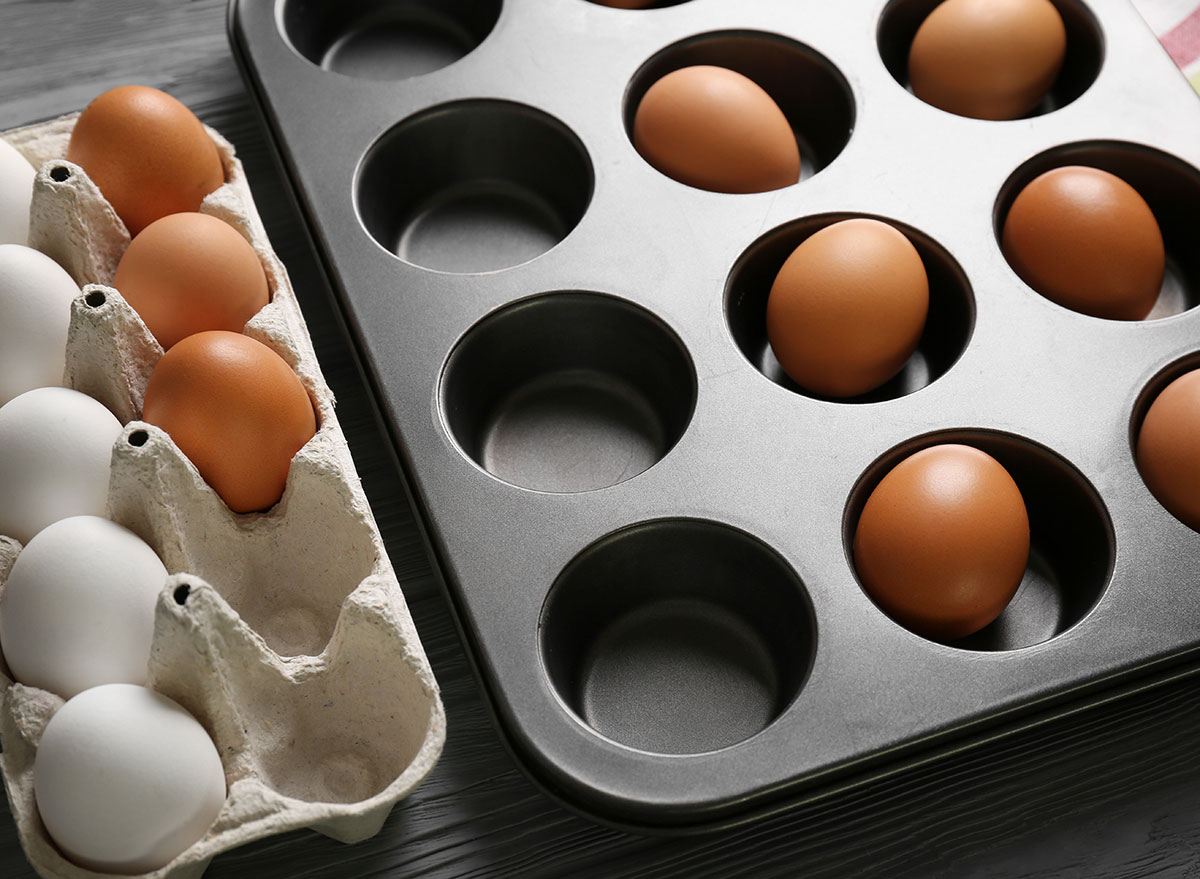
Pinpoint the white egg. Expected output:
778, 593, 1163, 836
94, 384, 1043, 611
0, 516, 168, 698
0, 387, 122, 544
34, 683, 226, 873
0, 138, 34, 245
0, 244, 80, 405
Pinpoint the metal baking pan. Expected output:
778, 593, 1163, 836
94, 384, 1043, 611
228, 0, 1200, 833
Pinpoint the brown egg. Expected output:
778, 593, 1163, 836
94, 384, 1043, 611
142, 331, 316, 513
633, 66, 800, 193
765, 219, 929, 398
1002, 166, 1164, 320
67, 85, 225, 235
854, 444, 1031, 640
908, 0, 1067, 120
114, 213, 269, 350
1137, 369, 1200, 531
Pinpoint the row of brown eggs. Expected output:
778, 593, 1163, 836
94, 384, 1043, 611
68, 85, 317, 513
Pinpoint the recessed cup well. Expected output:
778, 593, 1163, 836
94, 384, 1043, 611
843, 431, 1114, 651
584, 0, 692, 8
725, 213, 975, 403
356, 101, 593, 273
877, 0, 1104, 118
440, 292, 695, 493
540, 519, 816, 755
995, 142, 1200, 319
279, 0, 500, 81
624, 31, 855, 185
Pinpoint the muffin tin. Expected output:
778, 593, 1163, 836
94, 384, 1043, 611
0, 114, 444, 877
229, 0, 1200, 831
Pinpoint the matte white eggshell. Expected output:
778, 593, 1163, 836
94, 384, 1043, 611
0, 244, 79, 405
0, 516, 167, 698
0, 387, 122, 544
0, 139, 34, 245
33, 684, 226, 874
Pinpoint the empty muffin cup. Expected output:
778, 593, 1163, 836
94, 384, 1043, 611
280, 0, 501, 81
440, 292, 695, 493
844, 430, 1114, 650
726, 213, 974, 403
541, 519, 815, 755
357, 101, 593, 273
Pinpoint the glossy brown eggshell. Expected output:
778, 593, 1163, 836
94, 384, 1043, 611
633, 65, 800, 194
1002, 165, 1165, 321
908, 0, 1067, 121
142, 331, 317, 513
1137, 369, 1200, 532
765, 218, 929, 398
854, 444, 1031, 641
67, 85, 225, 235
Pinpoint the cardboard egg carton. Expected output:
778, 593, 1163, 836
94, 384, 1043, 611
0, 113, 446, 879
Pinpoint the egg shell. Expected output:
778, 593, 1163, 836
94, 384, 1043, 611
1137, 369, 1200, 531
908, 0, 1067, 120
0, 388, 123, 545
765, 219, 929, 398
0, 111, 444, 879
0, 244, 80, 405
66, 86, 225, 236
0, 137, 35, 245
854, 444, 1031, 640
0, 516, 167, 699
633, 65, 800, 193
142, 331, 317, 514
1002, 165, 1164, 320
33, 684, 225, 874
114, 212, 270, 350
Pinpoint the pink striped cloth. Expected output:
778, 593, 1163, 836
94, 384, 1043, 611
1132, 0, 1200, 93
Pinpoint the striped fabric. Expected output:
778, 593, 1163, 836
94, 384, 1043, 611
1132, 0, 1200, 93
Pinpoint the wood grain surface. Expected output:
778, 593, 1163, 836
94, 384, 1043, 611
3, 1, 1200, 876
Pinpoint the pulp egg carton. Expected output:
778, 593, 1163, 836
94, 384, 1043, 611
0, 113, 446, 877
231, 0, 1200, 833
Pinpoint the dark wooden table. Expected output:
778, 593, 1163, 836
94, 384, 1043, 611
4, 1, 1200, 876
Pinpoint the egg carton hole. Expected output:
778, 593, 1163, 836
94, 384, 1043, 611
48, 166, 70, 183
173, 583, 191, 606
84, 290, 106, 308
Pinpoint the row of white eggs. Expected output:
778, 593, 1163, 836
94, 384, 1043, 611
0, 138, 226, 873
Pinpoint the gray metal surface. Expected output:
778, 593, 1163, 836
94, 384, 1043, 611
229, 0, 1200, 831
